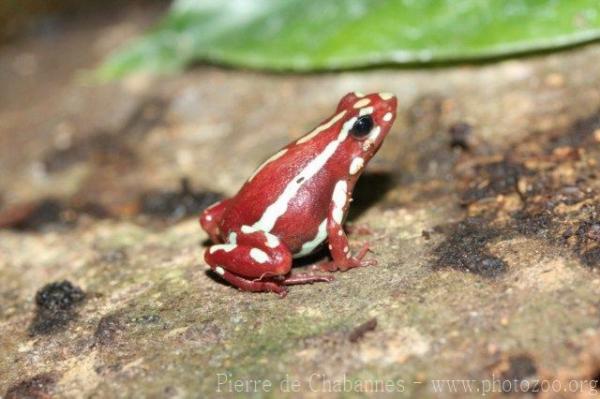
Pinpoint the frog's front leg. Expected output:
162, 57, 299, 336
319, 180, 377, 272
205, 227, 333, 296
199, 199, 230, 243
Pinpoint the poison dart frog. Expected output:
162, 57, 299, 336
200, 92, 397, 296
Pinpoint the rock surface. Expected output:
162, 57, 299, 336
2, 6, 600, 398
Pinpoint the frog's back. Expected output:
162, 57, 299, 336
219, 132, 340, 253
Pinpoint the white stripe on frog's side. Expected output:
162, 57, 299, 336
296, 111, 347, 144
293, 219, 327, 258
248, 148, 288, 182
252, 116, 357, 233
332, 180, 347, 224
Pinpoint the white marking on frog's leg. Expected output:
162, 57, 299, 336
353, 98, 371, 108
333, 209, 344, 224
241, 225, 280, 249
215, 266, 226, 276
331, 180, 348, 225
343, 246, 349, 253
383, 112, 393, 122
248, 148, 288, 182
209, 244, 237, 254
205, 215, 212, 221
228, 232, 237, 244
294, 219, 327, 258
332, 180, 347, 207
241, 225, 257, 234
264, 232, 280, 248
378, 92, 394, 100
338, 230, 343, 236
296, 111, 347, 144
353, 92, 365, 98
250, 248, 269, 263
349, 157, 364, 175
359, 106, 373, 116
253, 117, 357, 232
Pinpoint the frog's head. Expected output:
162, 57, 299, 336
336, 91, 397, 166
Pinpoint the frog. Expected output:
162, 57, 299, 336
200, 92, 397, 296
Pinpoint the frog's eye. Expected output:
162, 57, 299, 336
350, 115, 373, 138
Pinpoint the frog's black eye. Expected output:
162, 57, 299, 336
350, 115, 373, 138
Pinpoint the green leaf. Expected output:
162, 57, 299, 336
98, 0, 600, 78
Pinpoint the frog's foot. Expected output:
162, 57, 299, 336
345, 224, 374, 236
215, 268, 289, 297
208, 269, 333, 297
312, 242, 377, 272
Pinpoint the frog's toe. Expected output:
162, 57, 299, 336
312, 261, 339, 273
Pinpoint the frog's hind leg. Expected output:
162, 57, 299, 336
204, 226, 332, 295
213, 267, 289, 297
199, 199, 230, 243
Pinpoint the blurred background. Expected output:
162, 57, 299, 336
2, 1, 600, 398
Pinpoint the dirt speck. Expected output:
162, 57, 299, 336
498, 354, 538, 393
448, 122, 474, 150
5, 373, 56, 399
29, 280, 86, 336
433, 218, 507, 277
0, 198, 108, 231
94, 314, 126, 347
574, 218, 600, 268
139, 178, 222, 221
546, 110, 600, 150
460, 160, 526, 205
349, 318, 377, 343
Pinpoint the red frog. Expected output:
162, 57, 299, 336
200, 92, 397, 296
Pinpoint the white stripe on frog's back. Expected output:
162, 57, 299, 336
296, 110, 346, 144
248, 148, 288, 182
248, 110, 346, 183
252, 116, 358, 233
